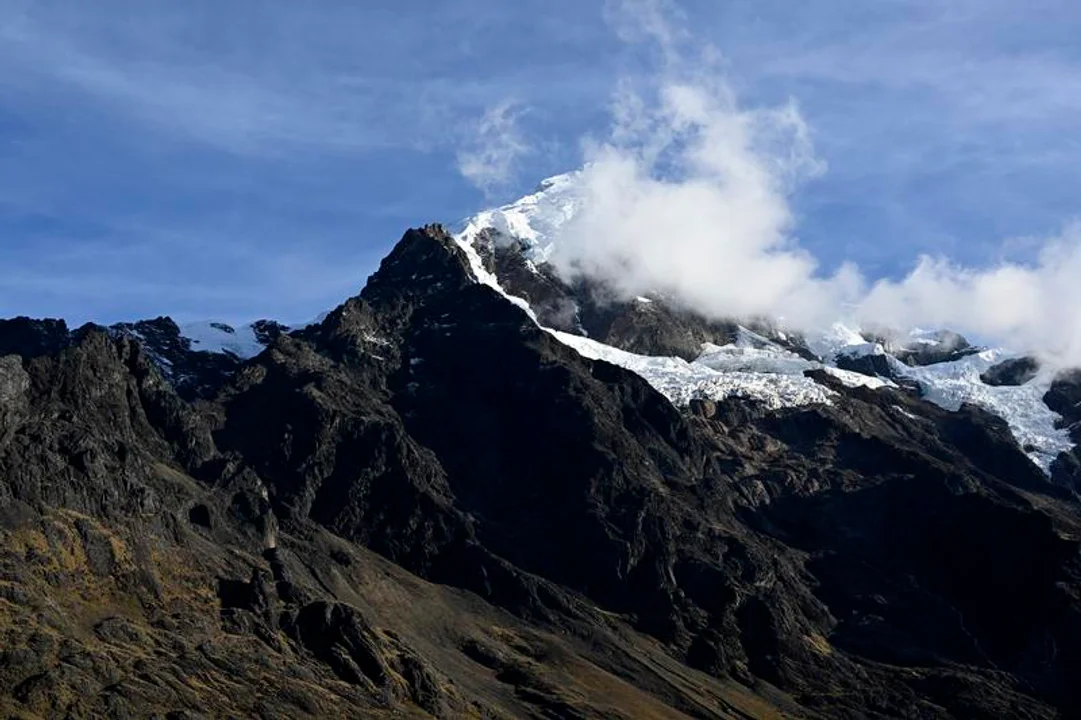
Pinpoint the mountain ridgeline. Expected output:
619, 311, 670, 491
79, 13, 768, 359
1, 224, 1081, 719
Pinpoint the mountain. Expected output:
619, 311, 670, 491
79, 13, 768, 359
1, 186, 1081, 718
458, 174, 1080, 484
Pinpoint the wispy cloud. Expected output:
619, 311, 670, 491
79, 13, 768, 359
550, 0, 847, 324
0, 11, 427, 157
673, 0, 1081, 268
0, 2, 602, 159
456, 101, 531, 195
603, 0, 688, 65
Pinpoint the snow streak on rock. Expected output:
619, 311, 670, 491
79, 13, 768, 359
549, 329, 837, 409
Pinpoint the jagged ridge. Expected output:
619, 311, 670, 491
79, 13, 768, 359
1, 225, 1080, 718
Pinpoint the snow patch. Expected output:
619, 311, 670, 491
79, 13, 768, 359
551, 329, 836, 409
895, 350, 1072, 472
893, 404, 922, 422
181, 322, 268, 359
805, 323, 874, 360
697, 340, 814, 377
457, 172, 582, 265
697, 334, 894, 391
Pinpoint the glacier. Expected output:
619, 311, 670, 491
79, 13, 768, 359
453, 171, 1074, 473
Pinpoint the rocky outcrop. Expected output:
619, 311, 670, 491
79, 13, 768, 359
981, 356, 1041, 386
108, 317, 245, 400
0, 317, 74, 358
1045, 370, 1081, 432
890, 330, 981, 367
834, 349, 893, 378
1046, 370, 1081, 492
0, 315, 266, 402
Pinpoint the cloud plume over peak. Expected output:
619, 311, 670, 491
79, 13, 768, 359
549, 1, 854, 328
457, 101, 531, 196
468, 0, 1081, 367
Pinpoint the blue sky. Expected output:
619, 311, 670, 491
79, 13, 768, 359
1, 0, 1079, 325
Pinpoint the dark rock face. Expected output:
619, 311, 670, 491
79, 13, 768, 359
0, 317, 74, 358
2, 225, 1081, 719
1, 315, 279, 402
575, 288, 740, 360
893, 330, 981, 367
1045, 370, 1081, 432
982, 356, 1041, 386
834, 349, 893, 378
251, 319, 290, 345
109, 317, 243, 400
1047, 370, 1081, 491
831, 350, 925, 393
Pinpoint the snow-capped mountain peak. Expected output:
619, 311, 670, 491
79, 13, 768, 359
453, 175, 1077, 475
457, 171, 583, 265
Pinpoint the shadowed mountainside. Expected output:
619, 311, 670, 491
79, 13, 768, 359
1, 226, 1080, 718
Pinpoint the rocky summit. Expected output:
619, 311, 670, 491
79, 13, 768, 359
2, 223, 1081, 719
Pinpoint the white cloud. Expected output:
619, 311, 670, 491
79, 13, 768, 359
539, 0, 1081, 367
456, 101, 531, 195
603, 0, 687, 66
550, 2, 850, 329
858, 224, 1081, 366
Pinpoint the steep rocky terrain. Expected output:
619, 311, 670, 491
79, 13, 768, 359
2, 224, 1081, 718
